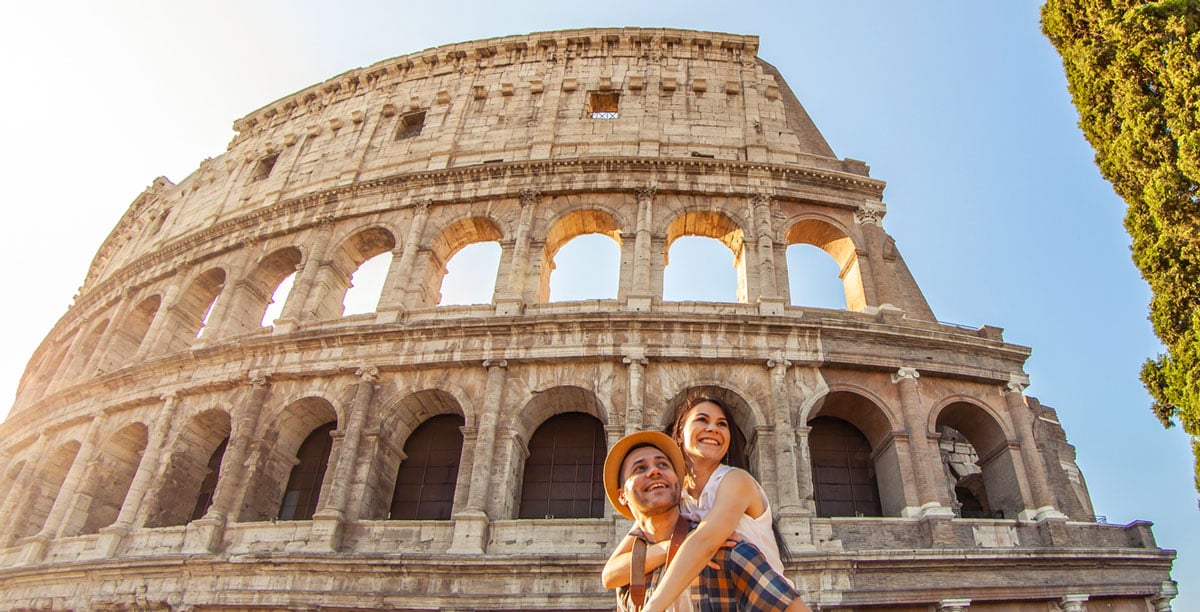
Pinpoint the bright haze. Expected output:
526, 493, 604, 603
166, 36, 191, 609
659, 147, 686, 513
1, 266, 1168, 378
0, 0, 1192, 599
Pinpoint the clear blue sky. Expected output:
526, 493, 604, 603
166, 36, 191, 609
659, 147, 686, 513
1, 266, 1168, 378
0, 0, 1192, 601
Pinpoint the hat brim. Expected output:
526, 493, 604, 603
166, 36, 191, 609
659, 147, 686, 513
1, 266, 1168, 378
603, 430, 687, 520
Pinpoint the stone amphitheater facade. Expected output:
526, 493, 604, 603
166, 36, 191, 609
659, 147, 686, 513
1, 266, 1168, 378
0, 28, 1177, 611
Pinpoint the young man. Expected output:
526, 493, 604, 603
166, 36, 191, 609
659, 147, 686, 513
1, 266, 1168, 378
603, 430, 810, 611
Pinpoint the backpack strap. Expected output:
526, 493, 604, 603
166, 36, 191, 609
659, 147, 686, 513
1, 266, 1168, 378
628, 517, 692, 610
629, 536, 648, 609
666, 515, 690, 567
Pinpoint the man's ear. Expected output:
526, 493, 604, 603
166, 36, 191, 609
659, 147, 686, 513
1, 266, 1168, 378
617, 487, 628, 507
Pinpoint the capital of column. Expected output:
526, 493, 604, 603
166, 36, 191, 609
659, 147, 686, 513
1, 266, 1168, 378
1154, 581, 1179, 611
750, 192, 773, 207
248, 371, 270, 387
482, 359, 508, 370
1004, 372, 1030, 394
355, 365, 380, 382
938, 599, 971, 612
766, 359, 792, 370
855, 200, 887, 225
1060, 595, 1089, 612
622, 356, 648, 367
635, 184, 657, 203
891, 366, 920, 384
159, 390, 180, 404
414, 198, 433, 214
518, 189, 541, 207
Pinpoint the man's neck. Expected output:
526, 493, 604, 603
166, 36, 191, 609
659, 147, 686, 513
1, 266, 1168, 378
637, 508, 682, 543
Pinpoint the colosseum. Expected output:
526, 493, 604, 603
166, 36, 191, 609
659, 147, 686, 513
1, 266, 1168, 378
0, 27, 1177, 611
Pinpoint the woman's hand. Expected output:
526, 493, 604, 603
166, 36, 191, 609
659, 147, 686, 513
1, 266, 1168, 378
601, 533, 670, 589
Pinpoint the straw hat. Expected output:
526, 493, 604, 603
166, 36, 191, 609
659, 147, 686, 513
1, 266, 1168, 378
603, 430, 687, 520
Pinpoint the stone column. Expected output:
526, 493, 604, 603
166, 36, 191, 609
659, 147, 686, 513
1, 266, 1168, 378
752, 193, 785, 315
496, 190, 539, 314
1003, 375, 1065, 521
627, 185, 655, 311
794, 424, 815, 511
97, 392, 182, 556
43, 416, 107, 540
312, 366, 379, 550
892, 367, 953, 517
767, 359, 803, 512
197, 244, 255, 342
378, 199, 432, 318
137, 283, 182, 360
449, 359, 507, 554
275, 220, 336, 330
189, 372, 270, 552
82, 292, 139, 375
623, 354, 647, 435
0, 435, 47, 547
853, 201, 888, 310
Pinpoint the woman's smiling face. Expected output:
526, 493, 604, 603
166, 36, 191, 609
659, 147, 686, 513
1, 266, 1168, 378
676, 400, 730, 462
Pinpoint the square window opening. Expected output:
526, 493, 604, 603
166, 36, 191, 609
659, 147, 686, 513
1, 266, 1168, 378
588, 92, 619, 119
252, 154, 279, 182
396, 111, 426, 140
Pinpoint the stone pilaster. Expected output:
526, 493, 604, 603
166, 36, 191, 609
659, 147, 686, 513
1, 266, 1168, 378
449, 360, 507, 554
312, 366, 379, 550
622, 354, 647, 434
495, 189, 539, 314
752, 193, 784, 315
188, 372, 270, 552
97, 392, 182, 557
1003, 374, 1065, 521
892, 367, 953, 517
767, 358, 803, 513
44, 416, 107, 541
627, 184, 655, 311
135, 284, 180, 361
275, 219, 336, 331
377, 199, 432, 317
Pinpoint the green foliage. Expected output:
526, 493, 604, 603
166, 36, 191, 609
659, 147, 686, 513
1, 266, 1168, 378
1042, 0, 1200, 492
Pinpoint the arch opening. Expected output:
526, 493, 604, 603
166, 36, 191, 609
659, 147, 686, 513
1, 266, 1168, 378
935, 402, 1024, 519
74, 422, 148, 535
389, 414, 465, 520
518, 412, 606, 519
327, 227, 397, 318
786, 243, 847, 309
784, 219, 865, 311
427, 217, 504, 307
539, 210, 622, 302
145, 408, 231, 528
808, 391, 897, 516
664, 210, 746, 303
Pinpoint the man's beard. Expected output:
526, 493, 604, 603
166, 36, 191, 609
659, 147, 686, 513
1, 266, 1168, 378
633, 484, 680, 517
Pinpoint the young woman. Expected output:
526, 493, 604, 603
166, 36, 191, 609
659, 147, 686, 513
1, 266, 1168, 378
602, 396, 808, 611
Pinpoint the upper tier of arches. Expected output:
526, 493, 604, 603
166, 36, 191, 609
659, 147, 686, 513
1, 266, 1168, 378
18, 189, 935, 410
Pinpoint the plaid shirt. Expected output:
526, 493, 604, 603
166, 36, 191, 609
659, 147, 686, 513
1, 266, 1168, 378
618, 524, 801, 611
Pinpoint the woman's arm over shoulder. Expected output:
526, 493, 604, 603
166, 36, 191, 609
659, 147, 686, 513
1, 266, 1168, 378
640, 474, 757, 612
601, 532, 669, 589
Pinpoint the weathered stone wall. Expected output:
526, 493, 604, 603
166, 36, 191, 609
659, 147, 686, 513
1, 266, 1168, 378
0, 28, 1175, 611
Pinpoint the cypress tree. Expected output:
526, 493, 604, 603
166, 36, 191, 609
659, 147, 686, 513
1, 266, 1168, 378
1042, 0, 1200, 494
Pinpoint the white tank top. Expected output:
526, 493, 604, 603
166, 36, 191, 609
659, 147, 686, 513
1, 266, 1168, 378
678, 464, 790, 582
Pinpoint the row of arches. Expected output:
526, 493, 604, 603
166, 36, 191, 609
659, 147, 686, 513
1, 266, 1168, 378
24, 202, 871, 405
0, 379, 1058, 549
